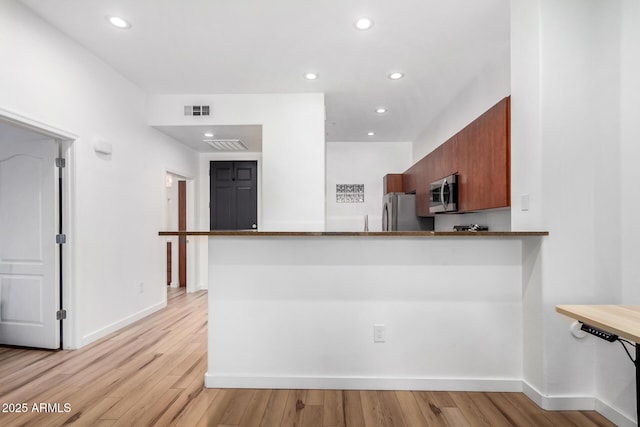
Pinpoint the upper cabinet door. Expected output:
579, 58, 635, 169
403, 97, 511, 216
455, 97, 510, 212
383, 174, 404, 194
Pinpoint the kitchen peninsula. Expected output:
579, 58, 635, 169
160, 230, 547, 391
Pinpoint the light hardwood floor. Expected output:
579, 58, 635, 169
0, 288, 615, 427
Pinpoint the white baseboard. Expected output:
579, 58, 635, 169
522, 381, 595, 411
595, 399, 636, 427
191, 282, 208, 292
187, 282, 207, 293
523, 381, 635, 426
80, 300, 166, 347
204, 374, 523, 392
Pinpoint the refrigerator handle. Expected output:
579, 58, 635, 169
382, 204, 389, 231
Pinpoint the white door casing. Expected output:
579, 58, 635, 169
0, 136, 59, 349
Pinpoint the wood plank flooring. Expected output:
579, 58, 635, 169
0, 288, 615, 427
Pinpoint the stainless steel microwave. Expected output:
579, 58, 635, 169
429, 174, 458, 213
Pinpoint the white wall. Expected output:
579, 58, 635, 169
606, 0, 640, 422
0, 1, 199, 348
325, 141, 412, 232
620, 0, 640, 313
148, 93, 325, 290
412, 46, 511, 164
512, 0, 635, 424
207, 236, 524, 391
148, 93, 326, 232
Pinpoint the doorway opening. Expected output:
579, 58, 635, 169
164, 171, 195, 293
0, 110, 76, 350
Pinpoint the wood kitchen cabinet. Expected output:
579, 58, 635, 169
383, 174, 404, 194
403, 96, 510, 216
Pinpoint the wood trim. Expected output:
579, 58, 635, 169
166, 241, 171, 286
505, 96, 511, 206
178, 180, 186, 288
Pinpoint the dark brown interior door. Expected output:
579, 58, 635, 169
210, 161, 257, 230
178, 180, 186, 287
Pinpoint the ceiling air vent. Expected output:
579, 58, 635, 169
204, 139, 248, 151
184, 105, 210, 116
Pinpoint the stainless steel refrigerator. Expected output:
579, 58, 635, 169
382, 193, 434, 231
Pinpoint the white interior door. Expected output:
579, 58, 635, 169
0, 130, 59, 349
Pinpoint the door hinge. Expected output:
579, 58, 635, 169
56, 309, 67, 320
55, 158, 66, 168
56, 234, 66, 244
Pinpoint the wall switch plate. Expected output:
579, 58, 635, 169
374, 324, 385, 343
521, 194, 530, 211
139, 282, 144, 294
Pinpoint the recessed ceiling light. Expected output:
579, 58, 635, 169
375, 108, 387, 114
354, 17, 374, 30
305, 73, 318, 80
367, 132, 375, 136
388, 72, 404, 80
108, 16, 131, 29
204, 132, 214, 138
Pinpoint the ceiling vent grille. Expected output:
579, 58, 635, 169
184, 105, 210, 116
204, 139, 248, 151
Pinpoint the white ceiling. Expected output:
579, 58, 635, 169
18, 0, 510, 151
153, 124, 262, 152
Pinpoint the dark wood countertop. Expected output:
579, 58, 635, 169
159, 230, 548, 237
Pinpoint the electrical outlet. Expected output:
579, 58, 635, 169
139, 282, 144, 294
374, 324, 385, 343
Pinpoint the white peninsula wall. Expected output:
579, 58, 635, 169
206, 234, 532, 391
